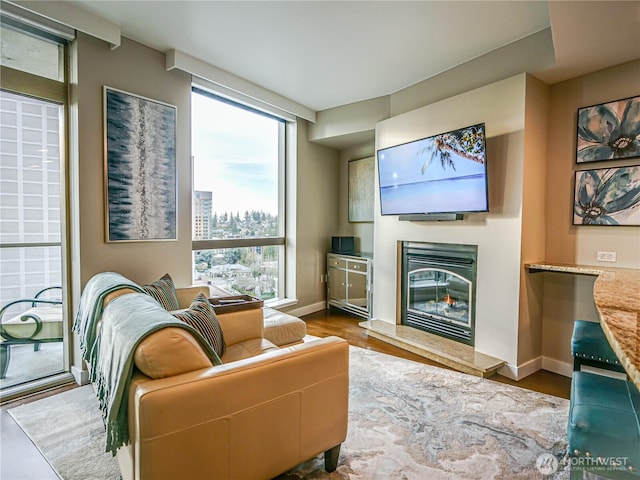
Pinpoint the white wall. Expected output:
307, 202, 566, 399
373, 74, 528, 366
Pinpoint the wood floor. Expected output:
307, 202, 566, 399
304, 308, 572, 400
0, 308, 571, 480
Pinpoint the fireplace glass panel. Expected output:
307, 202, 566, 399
407, 268, 471, 327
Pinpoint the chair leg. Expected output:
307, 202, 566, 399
0, 344, 10, 379
324, 444, 341, 472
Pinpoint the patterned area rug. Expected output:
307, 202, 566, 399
9, 346, 569, 479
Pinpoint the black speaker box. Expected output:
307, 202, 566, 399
331, 236, 355, 255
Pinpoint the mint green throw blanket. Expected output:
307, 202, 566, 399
96, 293, 221, 455
73, 272, 144, 380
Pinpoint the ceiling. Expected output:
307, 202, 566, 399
68, 1, 639, 113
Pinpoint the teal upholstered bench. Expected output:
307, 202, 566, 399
568, 371, 640, 479
571, 320, 626, 374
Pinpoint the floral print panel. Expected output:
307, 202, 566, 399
576, 96, 640, 163
574, 166, 640, 225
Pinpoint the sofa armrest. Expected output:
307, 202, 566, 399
125, 336, 349, 480
215, 308, 264, 346
175, 286, 212, 309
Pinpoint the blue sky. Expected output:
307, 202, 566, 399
192, 92, 279, 216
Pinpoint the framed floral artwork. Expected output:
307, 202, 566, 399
576, 95, 640, 163
573, 166, 640, 225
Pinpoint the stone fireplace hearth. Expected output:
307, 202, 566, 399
359, 319, 505, 377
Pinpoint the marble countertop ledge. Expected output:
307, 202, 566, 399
526, 261, 640, 388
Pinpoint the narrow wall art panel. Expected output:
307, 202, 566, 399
573, 166, 640, 225
576, 95, 640, 163
348, 156, 375, 222
104, 87, 177, 242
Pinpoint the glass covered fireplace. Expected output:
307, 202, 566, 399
401, 242, 478, 346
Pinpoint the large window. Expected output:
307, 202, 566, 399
0, 17, 70, 395
191, 88, 286, 301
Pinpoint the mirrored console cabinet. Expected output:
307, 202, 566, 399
327, 253, 373, 319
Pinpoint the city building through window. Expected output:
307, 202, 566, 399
191, 88, 286, 301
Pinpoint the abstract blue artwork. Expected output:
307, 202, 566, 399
104, 87, 177, 241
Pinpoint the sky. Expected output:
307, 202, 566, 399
191, 92, 280, 216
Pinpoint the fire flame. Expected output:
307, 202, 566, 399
443, 294, 455, 306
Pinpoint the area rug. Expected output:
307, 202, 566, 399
9, 346, 569, 480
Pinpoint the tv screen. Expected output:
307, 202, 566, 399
377, 123, 488, 216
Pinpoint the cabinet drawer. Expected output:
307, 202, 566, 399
347, 260, 368, 273
328, 257, 347, 269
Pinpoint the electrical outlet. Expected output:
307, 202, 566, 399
596, 251, 617, 262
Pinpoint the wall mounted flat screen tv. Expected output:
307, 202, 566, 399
377, 123, 488, 216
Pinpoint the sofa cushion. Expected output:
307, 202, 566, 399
263, 307, 307, 346
221, 338, 279, 363
134, 327, 214, 379
142, 273, 180, 311
172, 293, 225, 356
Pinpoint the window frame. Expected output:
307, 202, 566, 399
191, 87, 292, 303
0, 17, 73, 401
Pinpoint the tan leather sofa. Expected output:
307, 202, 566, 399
102, 286, 349, 480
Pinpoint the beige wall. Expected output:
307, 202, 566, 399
517, 76, 550, 367
373, 74, 528, 368
336, 142, 375, 255
540, 60, 640, 373
287, 120, 340, 313
74, 33, 339, 317
545, 59, 640, 268
76, 34, 193, 288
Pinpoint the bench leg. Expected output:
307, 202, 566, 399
324, 444, 341, 472
569, 464, 583, 480
0, 344, 10, 379
573, 356, 581, 372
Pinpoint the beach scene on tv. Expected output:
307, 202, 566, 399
377, 123, 488, 215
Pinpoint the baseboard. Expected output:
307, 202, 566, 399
286, 301, 326, 318
71, 365, 89, 386
499, 356, 574, 380
541, 357, 573, 378
498, 356, 542, 381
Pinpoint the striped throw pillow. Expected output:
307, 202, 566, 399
173, 293, 225, 356
142, 273, 180, 311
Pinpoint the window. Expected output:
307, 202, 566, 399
191, 88, 286, 301
0, 16, 70, 395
